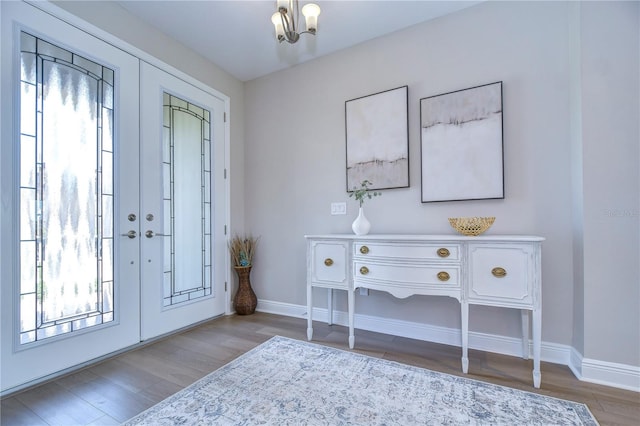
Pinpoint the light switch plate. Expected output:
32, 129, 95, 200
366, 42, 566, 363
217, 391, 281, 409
331, 202, 347, 215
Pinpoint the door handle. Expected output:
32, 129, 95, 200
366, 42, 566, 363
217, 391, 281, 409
145, 230, 168, 238
121, 230, 137, 239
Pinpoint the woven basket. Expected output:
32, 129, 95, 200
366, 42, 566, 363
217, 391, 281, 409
448, 217, 495, 236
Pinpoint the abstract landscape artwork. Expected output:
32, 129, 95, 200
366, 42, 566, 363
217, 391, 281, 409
345, 86, 409, 191
420, 82, 504, 202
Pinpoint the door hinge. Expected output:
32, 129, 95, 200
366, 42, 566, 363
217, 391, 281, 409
224, 225, 227, 235
224, 168, 227, 179
224, 112, 227, 122
225, 281, 228, 292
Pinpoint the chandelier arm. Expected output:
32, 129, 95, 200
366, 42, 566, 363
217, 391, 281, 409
283, 31, 314, 44
280, 12, 291, 34
279, 12, 292, 43
287, 0, 300, 33
292, 0, 299, 34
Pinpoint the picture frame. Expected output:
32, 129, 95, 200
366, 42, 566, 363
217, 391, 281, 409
345, 85, 409, 192
420, 81, 504, 203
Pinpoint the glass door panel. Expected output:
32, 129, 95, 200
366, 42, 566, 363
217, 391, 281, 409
162, 95, 212, 306
139, 62, 226, 340
18, 32, 116, 344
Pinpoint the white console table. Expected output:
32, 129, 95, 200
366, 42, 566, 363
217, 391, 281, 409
305, 234, 544, 388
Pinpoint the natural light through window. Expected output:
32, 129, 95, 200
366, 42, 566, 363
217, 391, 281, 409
162, 93, 213, 307
19, 32, 115, 344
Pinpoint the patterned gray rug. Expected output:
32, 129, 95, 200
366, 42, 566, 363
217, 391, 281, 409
124, 336, 598, 425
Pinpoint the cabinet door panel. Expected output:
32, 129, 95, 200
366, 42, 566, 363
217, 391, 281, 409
468, 244, 534, 306
311, 242, 348, 286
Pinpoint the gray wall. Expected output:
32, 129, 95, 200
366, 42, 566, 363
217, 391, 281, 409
244, 0, 639, 367
54, 0, 639, 368
579, 1, 639, 365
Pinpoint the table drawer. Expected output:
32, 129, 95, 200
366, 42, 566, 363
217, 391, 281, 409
354, 261, 459, 287
354, 242, 460, 261
468, 245, 534, 305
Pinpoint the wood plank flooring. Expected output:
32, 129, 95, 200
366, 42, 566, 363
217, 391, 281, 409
2, 312, 638, 425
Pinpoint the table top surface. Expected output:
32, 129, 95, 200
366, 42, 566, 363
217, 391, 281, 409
305, 234, 545, 242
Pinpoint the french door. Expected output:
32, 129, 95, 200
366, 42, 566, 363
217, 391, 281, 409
0, 1, 227, 393
139, 62, 227, 340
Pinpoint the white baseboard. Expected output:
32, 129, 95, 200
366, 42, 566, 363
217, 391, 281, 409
257, 299, 308, 318
569, 347, 640, 392
256, 299, 639, 392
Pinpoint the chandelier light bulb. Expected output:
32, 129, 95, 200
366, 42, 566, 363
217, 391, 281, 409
271, 12, 285, 41
301, 3, 320, 33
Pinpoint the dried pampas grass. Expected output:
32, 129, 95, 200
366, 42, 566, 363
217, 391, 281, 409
229, 235, 260, 267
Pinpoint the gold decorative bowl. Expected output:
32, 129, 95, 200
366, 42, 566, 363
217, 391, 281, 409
448, 217, 495, 236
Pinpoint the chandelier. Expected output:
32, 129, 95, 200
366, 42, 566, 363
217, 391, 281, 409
271, 0, 321, 44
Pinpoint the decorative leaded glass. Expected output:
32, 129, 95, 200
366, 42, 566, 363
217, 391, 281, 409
18, 32, 115, 344
162, 93, 212, 307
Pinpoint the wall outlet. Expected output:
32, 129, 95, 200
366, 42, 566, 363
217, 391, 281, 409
331, 202, 347, 215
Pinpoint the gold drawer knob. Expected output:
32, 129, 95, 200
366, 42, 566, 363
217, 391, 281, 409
437, 271, 450, 281
359, 266, 369, 275
360, 245, 369, 254
491, 267, 507, 278
324, 258, 333, 266
437, 248, 450, 258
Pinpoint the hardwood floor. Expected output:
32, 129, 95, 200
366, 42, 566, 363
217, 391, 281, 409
1, 312, 638, 425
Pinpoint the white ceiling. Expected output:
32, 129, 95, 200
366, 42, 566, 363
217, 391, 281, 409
114, 1, 481, 82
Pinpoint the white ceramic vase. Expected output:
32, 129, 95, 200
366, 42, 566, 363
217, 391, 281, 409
351, 206, 371, 235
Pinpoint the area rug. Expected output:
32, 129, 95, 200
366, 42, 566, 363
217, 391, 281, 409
124, 336, 598, 425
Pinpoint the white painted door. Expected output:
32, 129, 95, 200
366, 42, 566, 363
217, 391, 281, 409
139, 62, 227, 340
0, 2, 228, 393
0, 1, 141, 392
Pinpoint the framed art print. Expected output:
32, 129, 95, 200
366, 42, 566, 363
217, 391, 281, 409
420, 81, 504, 203
345, 86, 409, 192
